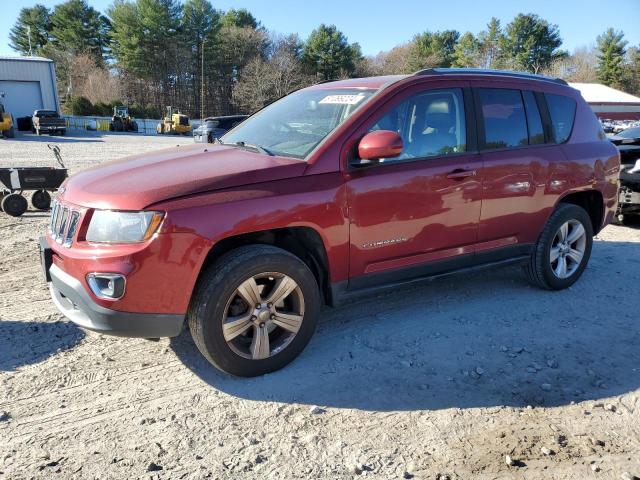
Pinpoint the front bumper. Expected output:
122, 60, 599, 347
45, 249, 185, 338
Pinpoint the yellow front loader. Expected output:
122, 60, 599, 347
156, 106, 192, 135
0, 101, 15, 139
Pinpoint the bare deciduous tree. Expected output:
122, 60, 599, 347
544, 47, 598, 83
233, 36, 314, 113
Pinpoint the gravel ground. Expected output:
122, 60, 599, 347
1, 131, 639, 480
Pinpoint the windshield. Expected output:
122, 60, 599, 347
222, 88, 375, 159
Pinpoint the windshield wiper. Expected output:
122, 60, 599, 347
234, 141, 274, 156
216, 138, 273, 156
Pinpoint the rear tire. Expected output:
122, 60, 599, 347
524, 203, 593, 290
31, 190, 51, 210
1, 194, 28, 217
188, 245, 321, 377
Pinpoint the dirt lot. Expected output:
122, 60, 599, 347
1, 131, 639, 480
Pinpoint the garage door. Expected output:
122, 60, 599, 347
0, 81, 43, 118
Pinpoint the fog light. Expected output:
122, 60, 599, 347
87, 273, 126, 299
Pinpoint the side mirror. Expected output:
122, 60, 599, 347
357, 130, 403, 161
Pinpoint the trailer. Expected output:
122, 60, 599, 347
0, 145, 67, 217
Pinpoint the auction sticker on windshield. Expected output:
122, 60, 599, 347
319, 94, 366, 105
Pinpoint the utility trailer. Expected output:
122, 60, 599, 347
0, 145, 67, 217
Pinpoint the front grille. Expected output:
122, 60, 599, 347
49, 200, 80, 248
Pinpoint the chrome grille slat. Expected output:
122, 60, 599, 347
64, 211, 80, 247
56, 208, 69, 244
54, 205, 65, 238
49, 201, 80, 248
49, 201, 59, 235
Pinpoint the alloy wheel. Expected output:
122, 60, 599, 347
221, 272, 305, 360
550, 219, 587, 279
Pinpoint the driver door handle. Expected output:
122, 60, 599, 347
446, 168, 476, 180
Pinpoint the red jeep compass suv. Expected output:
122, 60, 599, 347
40, 69, 620, 376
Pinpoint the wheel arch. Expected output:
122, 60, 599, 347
557, 189, 605, 234
195, 226, 333, 306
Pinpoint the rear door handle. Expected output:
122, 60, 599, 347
446, 169, 476, 180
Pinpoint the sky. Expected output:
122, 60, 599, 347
1, 0, 639, 57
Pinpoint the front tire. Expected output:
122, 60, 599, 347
525, 203, 593, 290
188, 245, 320, 377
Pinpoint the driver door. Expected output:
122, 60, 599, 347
346, 82, 483, 289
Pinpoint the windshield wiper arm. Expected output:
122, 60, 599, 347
215, 138, 275, 156
234, 141, 274, 156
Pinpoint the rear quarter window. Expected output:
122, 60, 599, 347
545, 93, 577, 143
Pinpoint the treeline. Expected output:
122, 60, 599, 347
9, 0, 640, 118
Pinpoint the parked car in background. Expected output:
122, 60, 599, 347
41, 69, 619, 377
32, 110, 66, 136
193, 115, 248, 143
609, 126, 640, 223
609, 126, 640, 161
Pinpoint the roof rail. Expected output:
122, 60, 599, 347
414, 68, 568, 86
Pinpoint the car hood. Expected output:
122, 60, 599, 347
60, 144, 307, 210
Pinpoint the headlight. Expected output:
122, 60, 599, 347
85, 210, 164, 244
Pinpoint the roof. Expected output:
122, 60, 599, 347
569, 83, 640, 105
308, 68, 571, 91
417, 68, 568, 85
0, 55, 53, 63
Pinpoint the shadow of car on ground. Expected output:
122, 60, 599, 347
0, 320, 85, 372
171, 240, 640, 412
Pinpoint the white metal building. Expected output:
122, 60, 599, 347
569, 82, 640, 121
0, 56, 60, 118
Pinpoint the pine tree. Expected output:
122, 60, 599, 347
477, 18, 504, 69
501, 13, 564, 73
302, 24, 362, 80
220, 8, 258, 29
408, 30, 460, 70
48, 0, 110, 65
453, 32, 479, 68
9, 4, 51, 55
625, 46, 640, 95
596, 28, 628, 88
181, 0, 221, 117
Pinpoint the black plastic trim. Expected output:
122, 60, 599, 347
414, 68, 568, 86
48, 264, 185, 338
534, 90, 555, 144
330, 244, 533, 305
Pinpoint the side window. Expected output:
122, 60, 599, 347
522, 91, 545, 145
478, 88, 528, 149
545, 93, 576, 143
368, 88, 466, 161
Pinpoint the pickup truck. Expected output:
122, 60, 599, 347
32, 110, 66, 136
